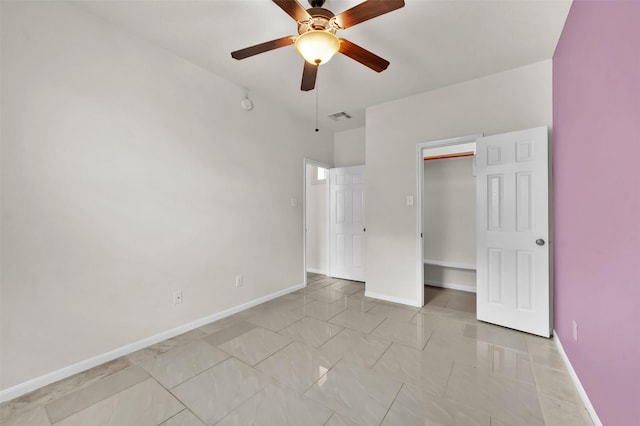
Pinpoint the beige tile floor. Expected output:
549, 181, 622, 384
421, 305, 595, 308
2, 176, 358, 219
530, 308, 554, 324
0, 274, 594, 425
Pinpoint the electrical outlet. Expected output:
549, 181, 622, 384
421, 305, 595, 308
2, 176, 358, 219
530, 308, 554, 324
572, 320, 578, 342
235, 275, 243, 288
173, 290, 183, 305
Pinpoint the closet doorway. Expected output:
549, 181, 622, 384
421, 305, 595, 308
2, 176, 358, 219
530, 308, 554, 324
417, 135, 481, 305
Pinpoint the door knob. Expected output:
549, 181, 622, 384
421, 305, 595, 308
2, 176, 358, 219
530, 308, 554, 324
536, 239, 545, 246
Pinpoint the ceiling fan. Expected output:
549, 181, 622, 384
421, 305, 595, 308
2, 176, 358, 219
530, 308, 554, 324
231, 0, 405, 91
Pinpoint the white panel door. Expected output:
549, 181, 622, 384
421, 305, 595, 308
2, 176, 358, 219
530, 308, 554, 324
476, 127, 550, 336
330, 166, 365, 282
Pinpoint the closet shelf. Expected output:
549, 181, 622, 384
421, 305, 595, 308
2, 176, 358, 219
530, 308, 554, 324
423, 258, 476, 270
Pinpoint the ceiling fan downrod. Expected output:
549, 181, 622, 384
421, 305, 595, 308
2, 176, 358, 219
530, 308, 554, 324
308, 0, 325, 7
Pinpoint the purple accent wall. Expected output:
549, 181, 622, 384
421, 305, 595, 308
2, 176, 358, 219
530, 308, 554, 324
553, 1, 640, 424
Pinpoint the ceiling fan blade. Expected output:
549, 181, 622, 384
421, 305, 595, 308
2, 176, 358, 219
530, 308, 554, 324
339, 38, 389, 72
231, 36, 296, 60
272, 0, 312, 22
334, 0, 405, 29
301, 61, 318, 91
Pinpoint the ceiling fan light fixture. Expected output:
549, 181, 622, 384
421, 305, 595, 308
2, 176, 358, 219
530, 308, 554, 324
295, 30, 340, 65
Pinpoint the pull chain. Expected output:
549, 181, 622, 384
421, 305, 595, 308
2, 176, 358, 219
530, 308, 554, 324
315, 76, 319, 132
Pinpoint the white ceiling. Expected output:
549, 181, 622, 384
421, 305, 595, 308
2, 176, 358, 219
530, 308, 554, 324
75, 0, 572, 133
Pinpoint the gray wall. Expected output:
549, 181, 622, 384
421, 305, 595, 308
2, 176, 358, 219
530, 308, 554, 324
1, 1, 333, 391
334, 127, 365, 167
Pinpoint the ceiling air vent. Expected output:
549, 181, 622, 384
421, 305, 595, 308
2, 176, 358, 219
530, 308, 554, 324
328, 111, 352, 121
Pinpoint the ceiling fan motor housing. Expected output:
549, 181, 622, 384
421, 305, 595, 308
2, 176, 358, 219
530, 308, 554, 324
297, 7, 337, 34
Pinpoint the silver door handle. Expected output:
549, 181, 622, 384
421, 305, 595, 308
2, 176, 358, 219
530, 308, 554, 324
536, 239, 545, 246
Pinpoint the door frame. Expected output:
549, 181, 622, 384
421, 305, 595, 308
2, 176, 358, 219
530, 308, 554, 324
303, 158, 332, 286
416, 134, 483, 306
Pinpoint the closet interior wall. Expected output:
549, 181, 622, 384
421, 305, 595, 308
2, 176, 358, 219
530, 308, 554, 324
423, 156, 477, 292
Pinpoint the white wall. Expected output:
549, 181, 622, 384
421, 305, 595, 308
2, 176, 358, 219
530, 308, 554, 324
423, 157, 476, 291
334, 127, 365, 167
0, 1, 332, 391
366, 60, 552, 305
305, 165, 328, 274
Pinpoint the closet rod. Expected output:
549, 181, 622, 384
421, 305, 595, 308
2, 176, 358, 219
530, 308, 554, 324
424, 152, 474, 161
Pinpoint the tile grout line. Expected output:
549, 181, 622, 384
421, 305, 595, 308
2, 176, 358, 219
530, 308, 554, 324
441, 359, 457, 399
378, 381, 405, 425
276, 316, 308, 338
157, 408, 189, 425
156, 353, 230, 391
301, 355, 340, 395
322, 411, 338, 426
369, 339, 394, 370
367, 317, 388, 336
316, 327, 348, 353
420, 328, 434, 351
408, 309, 421, 324
252, 339, 297, 371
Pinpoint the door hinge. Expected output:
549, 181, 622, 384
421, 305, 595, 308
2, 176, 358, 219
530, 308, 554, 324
420, 233, 423, 238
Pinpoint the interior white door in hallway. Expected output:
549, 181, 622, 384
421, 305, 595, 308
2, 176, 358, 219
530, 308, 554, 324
476, 126, 551, 337
329, 166, 366, 282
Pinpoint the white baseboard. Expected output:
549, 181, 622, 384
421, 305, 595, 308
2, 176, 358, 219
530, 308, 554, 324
365, 291, 422, 308
0, 282, 306, 404
424, 280, 477, 293
306, 267, 326, 275
553, 331, 602, 426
